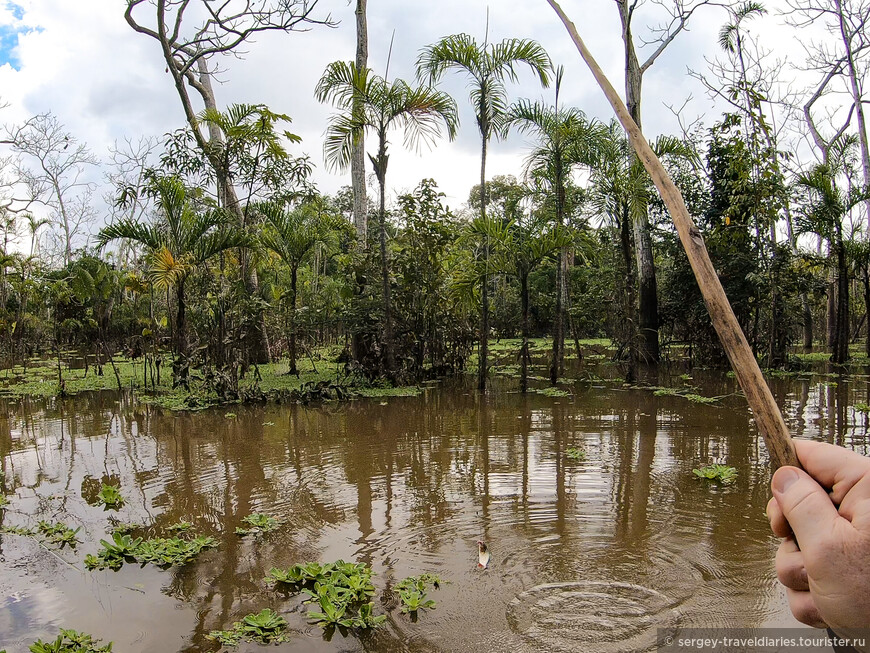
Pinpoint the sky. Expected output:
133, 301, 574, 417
0, 0, 831, 250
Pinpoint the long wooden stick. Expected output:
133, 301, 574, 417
547, 0, 798, 469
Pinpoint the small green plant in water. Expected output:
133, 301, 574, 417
37, 521, 81, 548
395, 573, 443, 614
235, 513, 279, 536
566, 447, 586, 461
693, 464, 737, 485
95, 484, 124, 510
28, 628, 112, 652
207, 609, 289, 647
855, 402, 870, 414
166, 520, 193, 532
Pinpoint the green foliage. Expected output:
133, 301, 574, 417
37, 521, 81, 548
166, 521, 193, 532
84, 531, 215, 571
855, 402, 870, 414
566, 447, 586, 460
207, 609, 289, 647
235, 513, 279, 536
28, 629, 112, 652
265, 560, 385, 630
693, 464, 738, 485
95, 484, 124, 510
395, 573, 443, 614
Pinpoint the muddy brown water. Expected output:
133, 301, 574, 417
0, 368, 867, 652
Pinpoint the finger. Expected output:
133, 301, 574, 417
772, 466, 843, 555
793, 440, 870, 505
786, 587, 828, 629
775, 537, 808, 591
767, 496, 791, 538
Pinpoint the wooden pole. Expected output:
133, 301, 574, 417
547, 0, 798, 469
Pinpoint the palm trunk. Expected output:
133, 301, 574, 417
550, 159, 566, 385
352, 0, 368, 245
521, 271, 530, 393
478, 132, 489, 392
373, 145, 395, 378
833, 230, 849, 364
289, 265, 299, 377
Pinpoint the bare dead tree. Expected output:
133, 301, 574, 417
784, 0, 870, 226
6, 114, 98, 267
614, 0, 729, 365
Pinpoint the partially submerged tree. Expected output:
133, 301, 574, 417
316, 60, 457, 378
417, 32, 551, 391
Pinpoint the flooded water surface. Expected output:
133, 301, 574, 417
1, 370, 866, 652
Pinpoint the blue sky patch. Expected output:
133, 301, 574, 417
0, 2, 30, 70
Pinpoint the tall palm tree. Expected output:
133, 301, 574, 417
97, 175, 249, 369
258, 200, 344, 376
417, 32, 551, 391
316, 61, 458, 378
506, 73, 602, 384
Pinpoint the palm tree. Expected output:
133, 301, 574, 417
258, 200, 344, 376
417, 32, 551, 391
796, 140, 869, 364
316, 61, 458, 378
506, 72, 602, 384
97, 175, 249, 374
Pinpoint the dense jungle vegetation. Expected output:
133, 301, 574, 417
0, 0, 868, 408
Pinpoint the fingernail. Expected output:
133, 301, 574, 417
773, 468, 800, 493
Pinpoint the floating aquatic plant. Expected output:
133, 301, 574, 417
95, 484, 125, 510
28, 628, 112, 652
395, 573, 443, 614
207, 608, 289, 647
566, 447, 586, 461
265, 559, 385, 630
84, 531, 216, 571
37, 521, 81, 548
235, 513, 279, 536
693, 464, 737, 485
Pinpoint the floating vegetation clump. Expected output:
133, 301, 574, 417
28, 628, 112, 652
207, 609, 289, 647
535, 387, 570, 398
166, 521, 193, 532
854, 402, 870, 414
235, 513, 279, 536
95, 484, 125, 510
265, 560, 386, 629
693, 464, 737, 485
1, 521, 81, 549
566, 447, 586, 461
84, 532, 216, 571
107, 521, 143, 535
37, 521, 81, 548
652, 387, 719, 404
395, 573, 443, 614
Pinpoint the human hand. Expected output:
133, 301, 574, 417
767, 439, 870, 635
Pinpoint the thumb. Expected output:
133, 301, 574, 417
772, 466, 840, 554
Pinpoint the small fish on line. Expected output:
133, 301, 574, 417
477, 540, 490, 568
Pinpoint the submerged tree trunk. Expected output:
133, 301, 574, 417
550, 159, 567, 385
619, 206, 638, 383
478, 132, 489, 392
352, 0, 369, 245
289, 265, 299, 377
372, 146, 395, 379
832, 233, 849, 364
618, 0, 659, 366
521, 272, 530, 393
